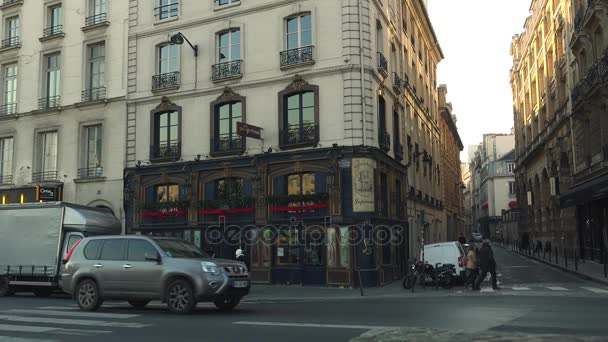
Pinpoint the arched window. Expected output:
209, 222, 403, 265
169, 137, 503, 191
278, 76, 319, 149
210, 88, 246, 155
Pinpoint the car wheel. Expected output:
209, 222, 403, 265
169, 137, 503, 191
76, 279, 103, 312
166, 279, 195, 314
128, 300, 151, 309
0, 277, 12, 297
213, 296, 241, 311
33, 287, 53, 298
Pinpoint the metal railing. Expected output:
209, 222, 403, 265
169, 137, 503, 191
0, 103, 17, 116
1, 36, 19, 48
379, 130, 390, 152
394, 141, 404, 161
150, 142, 181, 160
212, 60, 242, 81
280, 46, 314, 68
0, 174, 13, 185
0, 0, 22, 9
213, 135, 245, 154
152, 71, 180, 91
377, 52, 388, 77
81, 87, 106, 102
85, 13, 107, 26
43, 25, 63, 37
78, 167, 103, 179
32, 171, 58, 183
154, 2, 179, 19
392, 72, 402, 92
572, 48, 608, 106
38, 96, 61, 110
281, 123, 319, 146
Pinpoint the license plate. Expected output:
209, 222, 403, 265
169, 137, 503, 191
233, 280, 249, 288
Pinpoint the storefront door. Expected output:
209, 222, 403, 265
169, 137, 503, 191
301, 226, 326, 286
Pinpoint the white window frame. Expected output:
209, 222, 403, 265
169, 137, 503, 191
38, 131, 58, 174
87, 43, 105, 91
89, 0, 106, 17
2, 63, 17, 113
508, 181, 516, 196
83, 124, 103, 171
217, 29, 241, 63
285, 13, 312, 50
0, 136, 13, 179
156, 0, 179, 21
5, 16, 18, 41
44, 52, 61, 99
214, 0, 241, 10
47, 4, 62, 33
157, 44, 179, 74
507, 163, 515, 173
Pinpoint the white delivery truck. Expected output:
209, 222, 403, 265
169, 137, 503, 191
0, 202, 121, 297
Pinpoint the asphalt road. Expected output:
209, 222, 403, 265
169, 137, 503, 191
2, 246, 608, 342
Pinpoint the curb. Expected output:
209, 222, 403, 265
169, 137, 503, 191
496, 244, 608, 287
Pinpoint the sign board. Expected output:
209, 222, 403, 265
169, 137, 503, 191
352, 158, 375, 212
237, 122, 263, 140
37, 186, 61, 201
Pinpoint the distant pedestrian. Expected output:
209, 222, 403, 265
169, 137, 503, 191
458, 233, 466, 245
235, 249, 249, 270
464, 244, 478, 290
474, 239, 499, 290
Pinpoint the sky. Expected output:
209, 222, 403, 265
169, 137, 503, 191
427, 0, 532, 161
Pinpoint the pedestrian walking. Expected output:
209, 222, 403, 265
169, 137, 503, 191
235, 248, 250, 270
458, 233, 466, 245
464, 244, 478, 290
474, 239, 499, 290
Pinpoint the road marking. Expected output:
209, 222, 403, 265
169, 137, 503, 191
507, 266, 530, 268
0, 315, 148, 329
512, 287, 531, 290
36, 307, 77, 311
582, 287, 608, 294
233, 321, 393, 330
5, 310, 138, 319
0, 325, 55, 333
0, 336, 57, 342
480, 288, 494, 292
546, 286, 568, 291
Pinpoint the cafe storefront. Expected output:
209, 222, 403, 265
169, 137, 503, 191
124, 146, 409, 287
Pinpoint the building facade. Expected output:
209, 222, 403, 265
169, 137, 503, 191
461, 162, 473, 238
0, 0, 127, 220
437, 85, 464, 241
122, 0, 447, 287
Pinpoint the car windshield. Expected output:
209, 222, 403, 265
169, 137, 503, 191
153, 239, 209, 259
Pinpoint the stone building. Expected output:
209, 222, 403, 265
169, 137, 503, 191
0, 0, 128, 221
437, 85, 464, 241
461, 162, 473, 238
122, 0, 446, 286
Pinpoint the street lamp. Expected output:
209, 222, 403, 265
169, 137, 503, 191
170, 32, 198, 57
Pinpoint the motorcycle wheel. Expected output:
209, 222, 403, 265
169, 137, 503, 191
403, 275, 415, 289
440, 274, 453, 289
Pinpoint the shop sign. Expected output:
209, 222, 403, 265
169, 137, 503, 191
237, 122, 263, 140
352, 158, 375, 212
37, 186, 61, 201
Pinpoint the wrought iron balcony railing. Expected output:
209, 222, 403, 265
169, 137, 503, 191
377, 52, 388, 77
38, 96, 61, 110
0, 174, 13, 185
152, 71, 180, 91
572, 48, 608, 106
78, 166, 103, 179
0, 0, 22, 10
81, 87, 106, 102
1, 36, 19, 49
43, 25, 63, 37
379, 130, 391, 152
394, 141, 404, 161
154, 2, 179, 19
280, 46, 315, 68
84, 13, 108, 27
212, 135, 245, 155
32, 171, 58, 183
150, 142, 181, 161
0, 103, 17, 116
281, 123, 319, 147
212, 60, 242, 81
392, 72, 402, 92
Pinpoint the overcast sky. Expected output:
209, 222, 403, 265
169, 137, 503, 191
427, 0, 532, 161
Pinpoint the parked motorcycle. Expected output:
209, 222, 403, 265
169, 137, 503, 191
433, 263, 455, 289
403, 260, 435, 292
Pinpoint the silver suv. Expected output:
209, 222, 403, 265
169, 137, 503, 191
61, 235, 250, 314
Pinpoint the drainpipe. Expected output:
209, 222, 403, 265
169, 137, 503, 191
358, 0, 367, 146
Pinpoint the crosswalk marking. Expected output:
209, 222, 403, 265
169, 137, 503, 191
5, 309, 138, 319
0, 336, 57, 342
512, 287, 531, 290
581, 287, 608, 294
547, 286, 568, 291
0, 325, 56, 333
0, 315, 148, 329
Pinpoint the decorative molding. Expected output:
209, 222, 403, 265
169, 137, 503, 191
285, 74, 310, 92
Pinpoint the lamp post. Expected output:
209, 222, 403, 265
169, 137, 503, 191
170, 32, 198, 56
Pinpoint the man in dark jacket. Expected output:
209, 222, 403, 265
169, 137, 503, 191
474, 239, 499, 290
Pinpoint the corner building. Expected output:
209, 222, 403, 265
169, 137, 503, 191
123, 0, 444, 287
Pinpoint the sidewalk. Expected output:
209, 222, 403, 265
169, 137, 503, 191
496, 242, 608, 286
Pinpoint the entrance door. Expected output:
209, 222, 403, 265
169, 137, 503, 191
301, 226, 326, 286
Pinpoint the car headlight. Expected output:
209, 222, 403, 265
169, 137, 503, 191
201, 261, 220, 275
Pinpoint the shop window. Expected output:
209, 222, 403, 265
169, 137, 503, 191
327, 226, 350, 268
141, 183, 188, 225
275, 227, 299, 265
304, 227, 324, 266
199, 177, 254, 223
269, 173, 328, 220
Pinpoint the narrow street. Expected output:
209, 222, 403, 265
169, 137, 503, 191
1, 245, 608, 342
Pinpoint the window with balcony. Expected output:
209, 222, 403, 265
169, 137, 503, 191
393, 111, 403, 160
376, 21, 388, 77
0, 137, 13, 185
215, 0, 240, 7
279, 79, 319, 149
1, 63, 17, 115
43, 5, 63, 37
153, 44, 180, 91
83, 43, 105, 102
2, 16, 19, 48
281, 13, 314, 68
378, 96, 390, 152
151, 111, 180, 161
85, 0, 107, 27
213, 29, 242, 81
79, 125, 102, 179
40, 53, 61, 110
213, 102, 244, 155
34, 131, 58, 183
155, 0, 178, 20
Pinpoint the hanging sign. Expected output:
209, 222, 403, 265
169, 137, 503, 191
237, 122, 263, 140
352, 158, 375, 212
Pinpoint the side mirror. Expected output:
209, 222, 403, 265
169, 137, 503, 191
145, 253, 161, 263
